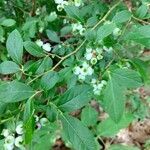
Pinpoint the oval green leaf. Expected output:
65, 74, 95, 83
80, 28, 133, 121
0, 61, 20, 74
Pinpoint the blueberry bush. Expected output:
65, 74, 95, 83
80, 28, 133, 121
0, 0, 150, 150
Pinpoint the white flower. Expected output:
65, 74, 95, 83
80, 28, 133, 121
55, 0, 64, 4
42, 43, 51, 52
80, 67, 88, 76
76, 24, 83, 31
86, 48, 92, 53
39, 27, 44, 33
78, 74, 85, 80
63, 19, 69, 24
93, 90, 100, 95
72, 23, 83, 32
72, 24, 77, 32
95, 48, 102, 54
79, 28, 86, 35
86, 67, 94, 75
4, 143, 14, 150
34, 115, 39, 122
74, 66, 81, 75
97, 83, 103, 89
2, 129, 10, 137
82, 62, 89, 68
93, 84, 102, 95
74, 0, 82, 7
92, 80, 107, 95
57, 4, 64, 11
74, 62, 93, 80
82, 62, 93, 76
36, 122, 42, 130
15, 136, 24, 148
85, 52, 93, 60
5, 135, 15, 145
16, 123, 24, 135
97, 54, 103, 60
40, 118, 49, 126
35, 39, 43, 47
50, 11, 57, 19
91, 79, 97, 84
101, 80, 107, 85
90, 58, 97, 65
62, 1, 68, 5
55, 0, 68, 11
35, 8, 40, 15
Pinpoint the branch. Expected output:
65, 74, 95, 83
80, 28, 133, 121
27, 0, 122, 85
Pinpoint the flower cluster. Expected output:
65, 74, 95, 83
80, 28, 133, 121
72, 22, 85, 35
54, 0, 83, 11
2, 122, 24, 150
54, 0, 68, 11
91, 79, 107, 95
35, 39, 51, 52
34, 115, 49, 129
84, 47, 104, 65
74, 62, 94, 80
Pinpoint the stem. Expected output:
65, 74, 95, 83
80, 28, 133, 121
92, 0, 122, 30
0, 117, 14, 125
46, 53, 62, 59
132, 15, 150, 25
27, 1, 121, 85
29, 90, 43, 100
27, 39, 86, 85
31, 0, 36, 16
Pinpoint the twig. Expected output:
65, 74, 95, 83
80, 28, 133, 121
132, 15, 150, 25
92, 0, 122, 30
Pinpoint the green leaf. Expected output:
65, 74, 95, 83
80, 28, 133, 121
31, 123, 58, 150
131, 58, 148, 82
22, 19, 37, 38
0, 61, 20, 74
64, 5, 84, 22
86, 16, 98, 27
46, 30, 60, 43
36, 57, 53, 74
0, 81, 35, 103
60, 26, 72, 36
40, 71, 59, 90
6, 29, 23, 64
103, 77, 125, 122
97, 113, 133, 137
24, 99, 35, 144
57, 85, 92, 112
60, 114, 97, 150
81, 106, 98, 127
126, 25, 150, 48
46, 106, 57, 122
97, 23, 116, 41
24, 41, 45, 57
111, 68, 143, 88
112, 10, 131, 23
136, 4, 148, 18
85, 29, 96, 41
1, 19, 16, 27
